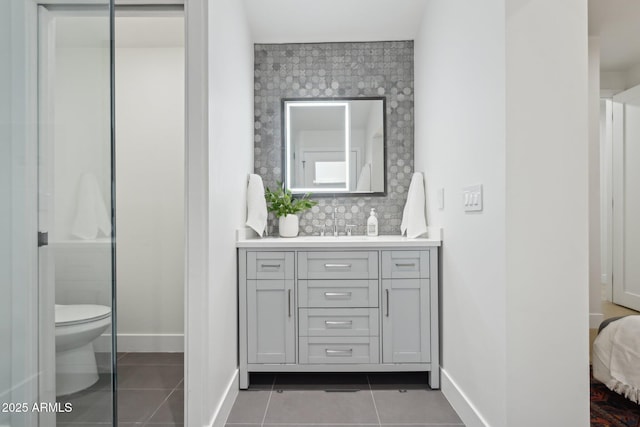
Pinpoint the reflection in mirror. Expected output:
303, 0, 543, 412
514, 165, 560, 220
283, 97, 385, 195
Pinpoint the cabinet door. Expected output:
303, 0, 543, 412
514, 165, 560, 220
382, 278, 430, 363
247, 279, 295, 364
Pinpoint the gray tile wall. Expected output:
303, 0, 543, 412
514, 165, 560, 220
254, 41, 414, 235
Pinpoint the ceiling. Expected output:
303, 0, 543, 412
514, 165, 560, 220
244, 0, 640, 72
55, 2, 638, 72
589, 0, 640, 71
242, 0, 428, 44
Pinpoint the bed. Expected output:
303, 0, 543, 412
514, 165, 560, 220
593, 315, 640, 404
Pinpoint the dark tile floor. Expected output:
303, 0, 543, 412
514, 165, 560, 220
57, 352, 184, 426
225, 372, 464, 427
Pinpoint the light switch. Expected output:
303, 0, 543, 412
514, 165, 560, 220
463, 184, 483, 212
437, 188, 444, 210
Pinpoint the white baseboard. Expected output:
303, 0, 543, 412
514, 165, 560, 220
590, 313, 604, 329
209, 369, 239, 427
94, 333, 184, 352
441, 368, 490, 427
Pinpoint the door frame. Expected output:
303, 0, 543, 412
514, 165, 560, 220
183, 1, 208, 426
612, 83, 640, 311
600, 97, 613, 302
35, 3, 116, 426
23, 0, 207, 425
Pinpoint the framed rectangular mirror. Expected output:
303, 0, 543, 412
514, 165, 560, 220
282, 97, 386, 196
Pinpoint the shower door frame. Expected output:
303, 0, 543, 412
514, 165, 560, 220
33, 1, 117, 425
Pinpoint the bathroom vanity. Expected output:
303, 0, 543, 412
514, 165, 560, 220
237, 235, 441, 389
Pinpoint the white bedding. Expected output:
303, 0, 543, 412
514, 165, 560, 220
593, 315, 640, 403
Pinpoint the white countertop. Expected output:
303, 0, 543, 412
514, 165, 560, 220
236, 234, 441, 248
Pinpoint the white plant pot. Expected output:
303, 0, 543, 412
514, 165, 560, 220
278, 214, 299, 238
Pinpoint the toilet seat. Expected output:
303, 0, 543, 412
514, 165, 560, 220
55, 304, 111, 327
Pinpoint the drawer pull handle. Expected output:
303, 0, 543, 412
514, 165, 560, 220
324, 292, 352, 299
288, 289, 292, 317
386, 289, 390, 317
325, 320, 353, 328
324, 263, 352, 269
260, 263, 281, 268
395, 263, 416, 267
325, 349, 353, 357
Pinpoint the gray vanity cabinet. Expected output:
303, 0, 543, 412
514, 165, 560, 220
381, 278, 430, 363
243, 252, 295, 364
381, 251, 431, 364
238, 242, 440, 390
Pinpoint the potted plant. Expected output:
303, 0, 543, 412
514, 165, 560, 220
264, 183, 317, 237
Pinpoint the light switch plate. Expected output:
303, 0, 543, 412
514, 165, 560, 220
463, 184, 483, 212
437, 188, 444, 210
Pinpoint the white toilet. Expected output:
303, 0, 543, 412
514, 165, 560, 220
55, 304, 111, 396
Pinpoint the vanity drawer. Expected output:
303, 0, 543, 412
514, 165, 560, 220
382, 251, 429, 279
299, 337, 379, 364
247, 252, 294, 280
299, 308, 379, 337
298, 280, 378, 308
298, 251, 378, 280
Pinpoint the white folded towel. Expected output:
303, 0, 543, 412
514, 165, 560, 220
400, 172, 428, 238
246, 174, 268, 237
71, 173, 112, 240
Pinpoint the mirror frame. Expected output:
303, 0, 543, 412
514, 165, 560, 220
281, 96, 387, 197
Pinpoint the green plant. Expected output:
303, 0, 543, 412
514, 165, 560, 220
264, 182, 317, 218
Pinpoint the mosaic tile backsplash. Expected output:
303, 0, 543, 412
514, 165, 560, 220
254, 41, 414, 235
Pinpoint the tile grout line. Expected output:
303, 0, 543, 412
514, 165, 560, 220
140, 379, 182, 427
260, 374, 277, 427
366, 374, 382, 427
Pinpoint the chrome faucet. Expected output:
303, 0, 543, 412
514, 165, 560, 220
332, 208, 338, 237
346, 224, 356, 236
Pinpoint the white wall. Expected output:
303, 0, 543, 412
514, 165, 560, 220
0, 0, 13, 388
505, 1, 589, 426
1, 2, 40, 426
53, 46, 110, 242
0, 3, 14, 422
414, 1, 507, 425
415, 1, 589, 426
194, 0, 254, 425
589, 38, 602, 327
115, 46, 185, 349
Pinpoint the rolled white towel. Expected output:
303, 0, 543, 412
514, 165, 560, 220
246, 174, 268, 237
400, 172, 428, 238
71, 173, 112, 240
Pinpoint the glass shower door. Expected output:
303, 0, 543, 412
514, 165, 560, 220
0, 1, 115, 426
38, 3, 116, 426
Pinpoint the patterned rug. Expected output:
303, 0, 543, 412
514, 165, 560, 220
591, 370, 640, 426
